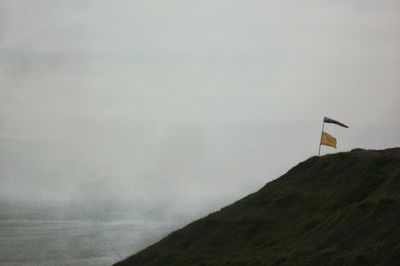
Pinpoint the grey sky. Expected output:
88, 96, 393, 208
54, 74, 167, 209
0, 1, 399, 206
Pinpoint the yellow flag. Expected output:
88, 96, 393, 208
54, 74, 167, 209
321, 131, 337, 148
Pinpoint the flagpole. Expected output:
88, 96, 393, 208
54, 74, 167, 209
318, 121, 325, 156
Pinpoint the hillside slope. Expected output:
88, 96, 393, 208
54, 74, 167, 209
115, 148, 400, 266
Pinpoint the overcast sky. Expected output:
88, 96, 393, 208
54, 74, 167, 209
0, 1, 399, 207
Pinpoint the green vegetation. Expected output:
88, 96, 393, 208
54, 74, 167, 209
115, 148, 400, 266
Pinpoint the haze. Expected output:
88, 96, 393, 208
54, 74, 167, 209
1, 0, 399, 211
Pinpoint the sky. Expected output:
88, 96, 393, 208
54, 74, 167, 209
0, 0, 399, 209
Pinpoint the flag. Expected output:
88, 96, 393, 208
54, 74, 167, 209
320, 131, 337, 148
323, 117, 349, 128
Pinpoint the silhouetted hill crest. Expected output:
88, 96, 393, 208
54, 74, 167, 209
115, 148, 400, 266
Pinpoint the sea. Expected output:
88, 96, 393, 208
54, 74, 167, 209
0, 200, 201, 266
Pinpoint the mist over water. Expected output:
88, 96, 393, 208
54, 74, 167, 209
0, 200, 196, 266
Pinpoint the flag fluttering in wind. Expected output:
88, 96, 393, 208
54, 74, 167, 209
323, 117, 349, 128
321, 131, 336, 148
318, 116, 348, 156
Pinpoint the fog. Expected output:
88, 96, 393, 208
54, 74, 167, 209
1, 0, 399, 210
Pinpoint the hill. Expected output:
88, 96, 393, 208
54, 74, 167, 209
115, 148, 400, 266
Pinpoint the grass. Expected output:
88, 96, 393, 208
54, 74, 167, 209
115, 148, 400, 266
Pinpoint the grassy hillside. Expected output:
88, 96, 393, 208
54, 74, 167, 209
115, 148, 400, 266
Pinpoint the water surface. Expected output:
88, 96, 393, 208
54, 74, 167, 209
0, 201, 193, 266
